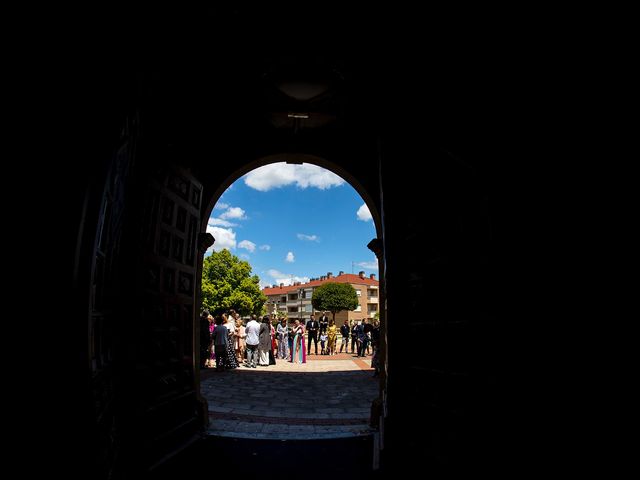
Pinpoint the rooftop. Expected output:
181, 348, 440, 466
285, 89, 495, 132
262, 272, 378, 296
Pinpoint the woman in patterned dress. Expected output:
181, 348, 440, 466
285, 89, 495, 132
207, 314, 215, 367
223, 313, 238, 369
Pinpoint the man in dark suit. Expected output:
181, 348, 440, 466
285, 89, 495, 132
306, 315, 319, 355
319, 312, 329, 336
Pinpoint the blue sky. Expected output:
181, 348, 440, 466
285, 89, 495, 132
206, 163, 378, 288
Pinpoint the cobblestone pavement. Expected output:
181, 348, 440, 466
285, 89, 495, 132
201, 353, 378, 439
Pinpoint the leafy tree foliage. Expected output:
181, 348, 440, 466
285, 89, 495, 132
311, 282, 359, 323
201, 249, 266, 316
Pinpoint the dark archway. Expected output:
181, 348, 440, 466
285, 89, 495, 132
42, 5, 502, 478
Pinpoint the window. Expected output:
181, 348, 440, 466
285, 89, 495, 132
356, 290, 361, 296
280, 296, 286, 303
305, 304, 313, 312
355, 305, 362, 312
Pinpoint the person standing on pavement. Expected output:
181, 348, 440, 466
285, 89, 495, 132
291, 319, 306, 364
258, 316, 271, 366
235, 317, 246, 364
327, 319, 338, 355
350, 321, 359, 355
340, 320, 350, 354
355, 320, 366, 357
244, 315, 260, 368
363, 318, 373, 355
319, 331, 328, 355
277, 318, 289, 359
223, 313, 238, 369
287, 321, 294, 357
269, 319, 277, 365
200, 309, 212, 369
306, 314, 319, 355
319, 312, 329, 337
207, 314, 215, 367
211, 315, 228, 371
371, 320, 381, 377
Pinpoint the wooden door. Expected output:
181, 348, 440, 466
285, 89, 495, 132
133, 165, 204, 470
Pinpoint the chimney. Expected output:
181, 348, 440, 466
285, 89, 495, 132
370, 273, 376, 280
359, 271, 365, 279
327, 272, 333, 278
280, 283, 284, 289
339, 270, 344, 276
320, 276, 326, 281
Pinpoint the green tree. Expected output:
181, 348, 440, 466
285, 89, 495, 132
201, 249, 266, 316
311, 282, 359, 323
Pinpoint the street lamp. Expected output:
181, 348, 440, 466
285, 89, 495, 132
299, 288, 304, 323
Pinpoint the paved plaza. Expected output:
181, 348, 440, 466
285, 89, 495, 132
201, 353, 378, 439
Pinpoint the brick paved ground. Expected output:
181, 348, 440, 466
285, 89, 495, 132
201, 352, 378, 439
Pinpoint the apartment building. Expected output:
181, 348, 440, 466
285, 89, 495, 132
262, 271, 379, 325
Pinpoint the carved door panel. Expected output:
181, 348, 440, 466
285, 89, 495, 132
88, 112, 138, 478
135, 165, 203, 469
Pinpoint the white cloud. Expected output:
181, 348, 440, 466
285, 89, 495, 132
220, 206, 247, 220
244, 163, 345, 191
266, 269, 310, 287
208, 218, 237, 227
238, 240, 256, 253
259, 244, 271, 251
285, 251, 295, 263
206, 225, 236, 252
297, 233, 319, 242
209, 204, 246, 227
267, 269, 286, 278
356, 258, 378, 270
214, 202, 229, 210
356, 203, 372, 222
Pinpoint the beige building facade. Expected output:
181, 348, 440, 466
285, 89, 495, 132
262, 271, 378, 326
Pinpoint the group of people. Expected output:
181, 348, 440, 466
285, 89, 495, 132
200, 310, 380, 372
200, 310, 309, 370
200, 310, 242, 371
306, 314, 379, 358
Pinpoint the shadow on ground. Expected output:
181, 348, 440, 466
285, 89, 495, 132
147, 435, 380, 480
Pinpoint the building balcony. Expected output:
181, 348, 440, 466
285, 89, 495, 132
287, 299, 311, 306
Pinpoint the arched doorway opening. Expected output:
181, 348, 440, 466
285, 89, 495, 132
194, 155, 387, 445
54, 10, 499, 473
